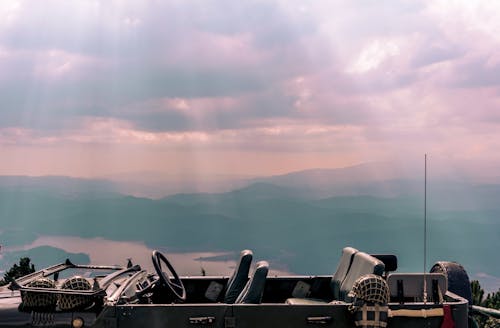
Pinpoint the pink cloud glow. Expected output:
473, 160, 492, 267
0, 0, 499, 178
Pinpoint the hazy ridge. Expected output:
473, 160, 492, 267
0, 164, 499, 292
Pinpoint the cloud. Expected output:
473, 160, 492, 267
0, 0, 330, 133
349, 39, 401, 74
1, 0, 500, 176
450, 58, 500, 88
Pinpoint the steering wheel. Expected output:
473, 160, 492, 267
151, 250, 186, 301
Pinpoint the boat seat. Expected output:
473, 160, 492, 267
339, 252, 385, 302
285, 249, 383, 305
235, 261, 269, 304
331, 247, 358, 300
285, 247, 358, 305
224, 250, 253, 304
387, 273, 447, 304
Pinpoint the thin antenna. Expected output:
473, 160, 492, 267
423, 154, 428, 304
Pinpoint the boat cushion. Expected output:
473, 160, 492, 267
285, 247, 359, 305
331, 247, 358, 300
235, 261, 269, 304
224, 250, 253, 304
339, 252, 385, 302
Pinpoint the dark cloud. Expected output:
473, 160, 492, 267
0, 64, 271, 128
451, 58, 500, 88
0, 0, 326, 132
119, 110, 194, 132
411, 43, 465, 68
0, 0, 495, 139
188, 1, 317, 47
116, 88, 298, 132
0, 1, 315, 57
0, 1, 179, 57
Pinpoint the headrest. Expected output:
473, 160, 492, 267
371, 254, 398, 272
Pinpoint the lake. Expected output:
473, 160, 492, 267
8, 235, 290, 276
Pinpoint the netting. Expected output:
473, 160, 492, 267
349, 274, 389, 328
349, 274, 389, 304
21, 278, 57, 309
58, 276, 93, 311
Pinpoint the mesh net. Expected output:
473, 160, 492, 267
21, 278, 57, 309
58, 276, 93, 311
349, 275, 389, 328
349, 274, 389, 305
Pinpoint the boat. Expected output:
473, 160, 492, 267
0, 247, 489, 327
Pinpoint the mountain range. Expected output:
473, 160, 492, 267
0, 163, 499, 292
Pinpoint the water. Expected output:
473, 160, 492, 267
1, 235, 497, 293
17, 236, 236, 276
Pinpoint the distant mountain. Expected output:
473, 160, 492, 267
250, 163, 424, 198
259, 163, 406, 184
3, 161, 490, 200
0, 176, 122, 199
0, 246, 90, 273
0, 169, 499, 293
164, 182, 308, 205
101, 171, 252, 198
252, 165, 500, 211
312, 195, 422, 218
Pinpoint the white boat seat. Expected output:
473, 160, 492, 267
285, 247, 360, 305
339, 252, 385, 302
331, 247, 358, 300
235, 261, 269, 304
224, 250, 253, 304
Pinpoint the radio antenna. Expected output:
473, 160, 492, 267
423, 154, 428, 304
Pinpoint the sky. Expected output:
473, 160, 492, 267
1, 0, 500, 178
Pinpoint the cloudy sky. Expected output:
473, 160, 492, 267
1, 0, 499, 178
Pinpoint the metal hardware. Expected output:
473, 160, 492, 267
397, 279, 404, 304
306, 316, 332, 324
189, 316, 216, 325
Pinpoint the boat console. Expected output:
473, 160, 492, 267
0, 247, 473, 328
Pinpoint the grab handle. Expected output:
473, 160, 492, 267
189, 316, 216, 325
306, 316, 332, 324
